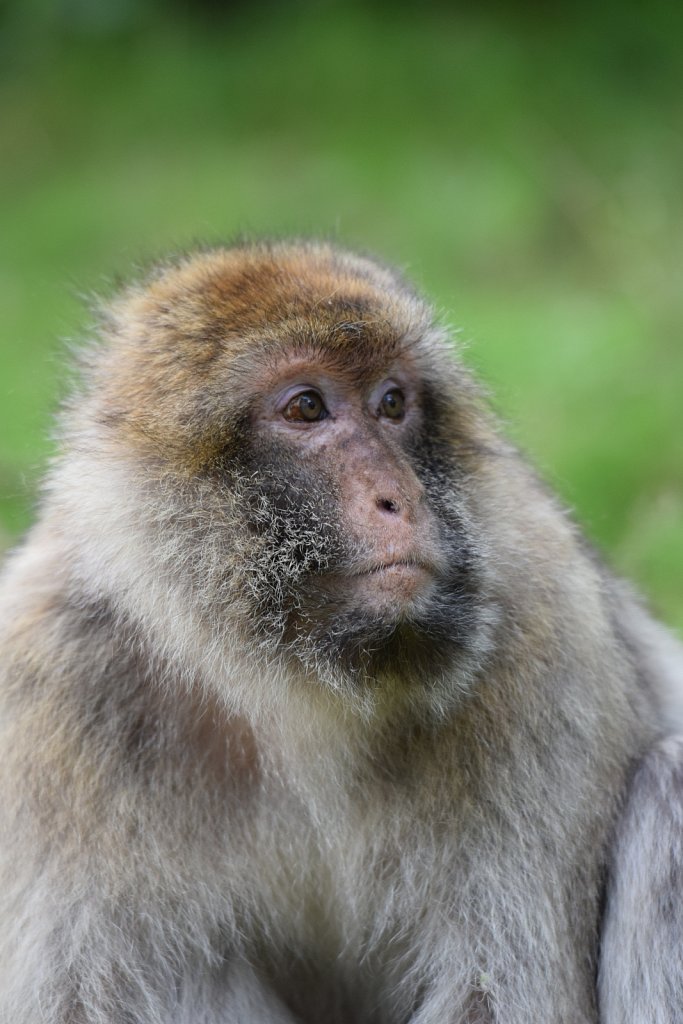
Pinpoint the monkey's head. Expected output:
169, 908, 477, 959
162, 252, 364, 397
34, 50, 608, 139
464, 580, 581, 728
57, 242, 499, 717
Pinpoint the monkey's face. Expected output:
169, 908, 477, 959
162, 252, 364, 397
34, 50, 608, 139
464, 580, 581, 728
90, 244, 493, 708
232, 354, 482, 697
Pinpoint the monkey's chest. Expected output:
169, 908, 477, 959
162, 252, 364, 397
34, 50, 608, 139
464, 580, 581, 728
231, 803, 429, 1020
232, 792, 602, 1024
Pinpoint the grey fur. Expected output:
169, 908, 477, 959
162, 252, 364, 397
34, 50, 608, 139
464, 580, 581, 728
600, 734, 683, 1022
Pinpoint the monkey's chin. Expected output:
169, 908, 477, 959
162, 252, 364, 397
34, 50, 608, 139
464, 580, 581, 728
280, 564, 482, 706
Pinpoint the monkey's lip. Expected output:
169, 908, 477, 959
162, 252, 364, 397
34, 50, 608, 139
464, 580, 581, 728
347, 560, 437, 607
354, 559, 435, 578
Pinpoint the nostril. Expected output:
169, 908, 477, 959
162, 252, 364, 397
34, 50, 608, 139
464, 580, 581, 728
377, 497, 400, 514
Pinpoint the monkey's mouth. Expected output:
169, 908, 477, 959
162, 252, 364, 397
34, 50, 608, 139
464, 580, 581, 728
306, 559, 436, 615
354, 559, 437, 579
345, 560, 438, 612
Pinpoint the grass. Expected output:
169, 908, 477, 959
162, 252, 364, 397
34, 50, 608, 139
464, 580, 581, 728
0, 2, 681, 628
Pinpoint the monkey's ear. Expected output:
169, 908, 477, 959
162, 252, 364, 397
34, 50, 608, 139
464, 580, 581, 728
599, 734, 683, 1020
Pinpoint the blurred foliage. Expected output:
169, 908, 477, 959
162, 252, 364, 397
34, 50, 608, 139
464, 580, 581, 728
0, 0, 681, 628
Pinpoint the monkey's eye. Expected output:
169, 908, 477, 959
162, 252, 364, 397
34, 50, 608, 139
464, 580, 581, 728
379, 387, 405, 421
283, 390, 328, 423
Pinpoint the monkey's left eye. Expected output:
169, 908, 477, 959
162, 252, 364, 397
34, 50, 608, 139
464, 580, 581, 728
283, 390, 329, 423
379, 387, 405, 420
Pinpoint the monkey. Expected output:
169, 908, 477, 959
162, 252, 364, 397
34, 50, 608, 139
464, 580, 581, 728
0, 240, 681, 1024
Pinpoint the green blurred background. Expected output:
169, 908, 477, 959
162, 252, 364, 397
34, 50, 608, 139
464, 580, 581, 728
1, 0, 681, 629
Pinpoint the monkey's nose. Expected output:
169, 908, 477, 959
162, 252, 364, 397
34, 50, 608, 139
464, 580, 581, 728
376, 497, 401, 515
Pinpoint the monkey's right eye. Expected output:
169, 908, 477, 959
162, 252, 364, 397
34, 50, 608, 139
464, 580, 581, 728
283, 391, 328, 423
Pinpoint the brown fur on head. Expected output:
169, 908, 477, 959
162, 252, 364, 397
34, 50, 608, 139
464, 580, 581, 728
87, 242, 484, 467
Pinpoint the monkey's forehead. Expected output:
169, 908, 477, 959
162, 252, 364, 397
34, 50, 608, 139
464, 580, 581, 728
106, 243, 435, 367
77, 244, 468, 468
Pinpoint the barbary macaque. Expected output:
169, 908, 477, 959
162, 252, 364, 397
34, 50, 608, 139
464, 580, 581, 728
0, 241, 681, 1023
